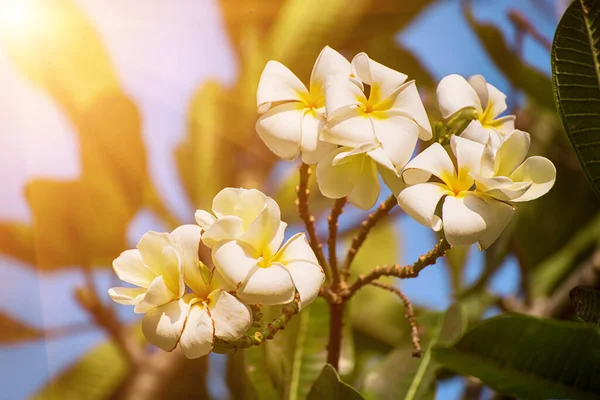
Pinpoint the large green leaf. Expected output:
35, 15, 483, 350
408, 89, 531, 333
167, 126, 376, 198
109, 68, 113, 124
552, 0, 600, 197
361, 304, 466, 400
433, 314, 600, 400
571, 286, 600, 326
0, 312, 43, 344
307, 364, 365, 400
463, 1, 554, 111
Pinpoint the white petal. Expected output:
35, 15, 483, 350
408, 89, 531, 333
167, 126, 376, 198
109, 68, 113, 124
494, 129, 530, 177
170, 224, 202, 296
201, 216, 244, 248
273, 232, 319, 265
108, 287, 146, 306
135, 275, 178, 314
472, 174, 531, 201
316, 147, 362, 200
451, 135, 486, 188
372, 115, 420, 171
509, 156, 556, 202
467, 75, 489, 109
112, 249, 155, 288
402, 143, 456, 186
322, 107, 376, 147
386, 80, 432, 140
351, 53, 407, 101
237, 264, 296, 305
460, 120, 491, 145
436, 74, 482, 119
286, 261, 324, 309
180, 302, 215, 359
492, 115, 516, 135
483, 81, 507, 120
240, 198, 282, 254
212, 240, 259, 288
207, 290, 253, 342
195, 210, 217, 231
257, 60, 307, 113
378, 164, 405, 196
310, 46, 352, 97
367, 147, 396, 172
137, 231, 181, 294
212, 188, 268, 227
324, 76, 366, 119
266, 221, 287, 260
348, 156, 380, 210
142, 298, 190, 352
442, 192, 514, 249
398, 183, 449, 231
256, 102, 304, 161
300, 109, 336, 165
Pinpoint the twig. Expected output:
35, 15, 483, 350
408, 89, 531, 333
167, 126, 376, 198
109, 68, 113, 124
42, 322, 97, 341
344, 237, 451, 300
341, 195, 397, 280
507, 8, 552, 51
370, 281, 422, 357
296, 163, 330, 279
328, 198, 346, 288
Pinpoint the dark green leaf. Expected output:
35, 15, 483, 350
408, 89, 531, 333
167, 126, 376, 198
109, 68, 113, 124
307, 364, 365, 400
464, 1, 554, 110
571, 286, 600, 325
552, 0, 600, 197
433, 314, 600, 400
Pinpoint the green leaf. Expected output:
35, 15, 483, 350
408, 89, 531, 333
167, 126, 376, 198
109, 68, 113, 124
307, 364, 365, 400
241, 346, 278, 400
0, 312, 43, 344
552, 0, 600, 197
571, 286, 600, 326
463, 1, 554, 110
433, 314, 600, 400
362, 304, 466, 400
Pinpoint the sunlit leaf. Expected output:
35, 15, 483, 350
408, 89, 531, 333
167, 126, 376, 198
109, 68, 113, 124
0, 312, 43, 344
362, 304, 466, 400
307, 364, 365, 400
552, 0, 600, 197
463, 1, 554, 111
433, 314, 600, 400
570, 286, 600, 326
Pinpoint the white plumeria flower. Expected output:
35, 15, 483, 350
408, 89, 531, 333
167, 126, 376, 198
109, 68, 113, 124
110, 225, 253, 359
437, 74, 515, 149
472, 129, 556, 202
255, 46, 351, 164
316, 52, 431, 209
196, 188, 324, 308
398, 136, 515, 249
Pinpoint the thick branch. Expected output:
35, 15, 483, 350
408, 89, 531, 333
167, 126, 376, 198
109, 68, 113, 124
328, 197, 346, 288
326, 302, 344, 369
296, 163, 330, 279
341, 195, 397, 279
345, 237, 451, 299
370, 281, 422, 357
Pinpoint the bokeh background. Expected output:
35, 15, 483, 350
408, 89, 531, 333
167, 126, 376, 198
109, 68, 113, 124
1, 0, 596, 399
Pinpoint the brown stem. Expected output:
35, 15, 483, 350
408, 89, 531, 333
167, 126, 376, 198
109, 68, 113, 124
370, 281, 422, 357
326, 302, 344, 370
328, 197, 346, 288
297, 163, 331, 279
345, 237, 451, 300
507, 8, 552, 51
341, 195, 397, 280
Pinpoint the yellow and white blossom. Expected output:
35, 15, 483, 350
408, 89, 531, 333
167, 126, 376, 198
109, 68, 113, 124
436, 74, 515, 149
472, 129, 556, 202
110, 225, 253, 359
196, 188, 325, 308
316, 52, 431, 210
255, 46, 351, 164
398, 136, 515, 249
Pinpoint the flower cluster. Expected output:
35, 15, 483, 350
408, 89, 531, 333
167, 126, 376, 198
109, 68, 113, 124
256, 46, 556, 249
109, 188, 324, 358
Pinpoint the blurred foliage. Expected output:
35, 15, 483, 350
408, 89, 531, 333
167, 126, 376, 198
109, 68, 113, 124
570, 286, 600, 326
0, 312, 43, 344
307, 364, 364, 400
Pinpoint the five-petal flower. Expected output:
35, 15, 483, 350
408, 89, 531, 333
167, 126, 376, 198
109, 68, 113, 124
437, 74, 515, 149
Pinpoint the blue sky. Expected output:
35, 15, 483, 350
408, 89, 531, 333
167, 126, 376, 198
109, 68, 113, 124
0, 0, 558, 399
